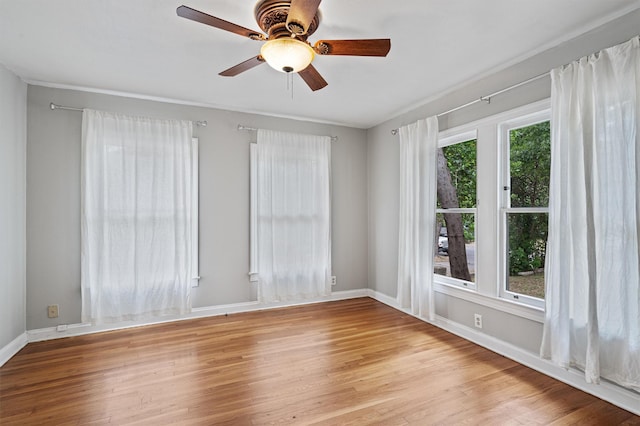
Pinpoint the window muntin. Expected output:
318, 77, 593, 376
500, 116, 550, 308
434, 134, 477, 289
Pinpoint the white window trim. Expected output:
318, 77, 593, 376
433, 281, 545, 323
439, 129, 477, 147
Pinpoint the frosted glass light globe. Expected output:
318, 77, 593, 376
260, 38, 315, 73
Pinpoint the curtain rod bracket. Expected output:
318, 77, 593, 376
480, 96, 491, 104
50, 102, 82, 112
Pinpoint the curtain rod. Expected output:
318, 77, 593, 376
238, 124, 338, 142
49, 103, 208, 127
390, 71, 549, 135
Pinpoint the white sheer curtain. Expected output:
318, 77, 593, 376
252, 129, 331, 303
81, 109, 196, 324
397, 116, 439, 319
541, 36, 640, 391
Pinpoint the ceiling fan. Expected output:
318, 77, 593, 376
176, 0, 391, 91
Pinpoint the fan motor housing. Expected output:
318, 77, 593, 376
254, 0, 320, 38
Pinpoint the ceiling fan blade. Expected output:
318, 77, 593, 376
177, 5, 265, 40
286, 0, 322, 35
219, 56, 266, 77
314, 39, 391, 56
298, 64, 328, 91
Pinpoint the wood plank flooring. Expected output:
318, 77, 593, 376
1, 298, 638, 425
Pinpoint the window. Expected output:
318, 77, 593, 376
431, 100, 550, 320
249, 130, 332, 303
430, 99, 550, 322
499, 113, 550, 308
434, 131, 477, 289
81, 110, 198, 324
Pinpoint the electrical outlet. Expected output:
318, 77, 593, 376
474, 313, 482, 329
48, 304, 59, 318
331, 276, 337, 286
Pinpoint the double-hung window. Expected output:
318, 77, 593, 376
434, 130, 477, 290
499, 110, 550, 309
81, 109, 198, 324
431, 99, 550, 318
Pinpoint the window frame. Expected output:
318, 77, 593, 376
430, 99, 550, 323
434, 129, 478, 291
498, 110, 550, 309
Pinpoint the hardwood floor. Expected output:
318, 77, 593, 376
1, 298, 638, 425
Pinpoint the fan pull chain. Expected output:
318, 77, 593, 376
285, 72, 294, 100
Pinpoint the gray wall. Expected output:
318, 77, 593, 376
366, 9, 640, 354
0, 64, 27, 348
26, 85, 368, 329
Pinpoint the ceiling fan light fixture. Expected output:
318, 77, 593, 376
260, 38, 315, 73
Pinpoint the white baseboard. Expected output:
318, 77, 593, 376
26, 289, 369, 343
0, 332, 28, 367
366, 289, 640, 416
366, 289, 399, 308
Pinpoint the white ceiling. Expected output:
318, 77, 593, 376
1, 0, 638, 128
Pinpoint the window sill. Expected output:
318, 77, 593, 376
433, 280, 545, 323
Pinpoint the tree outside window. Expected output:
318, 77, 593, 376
435, 138, 476, 286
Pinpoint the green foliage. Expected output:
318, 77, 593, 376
509, 121, 550, 207
508, 247, 529, 275
441, 140, 476, 241
508, 121, 550, 274
508, 230, 546, 275
442, 140, 476, 209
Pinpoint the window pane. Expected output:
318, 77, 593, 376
509, 122, 550, 208
436, 138, 476, 285
438, 139, 476, 208
506, 212, 548, 299
434, 212, 475, 283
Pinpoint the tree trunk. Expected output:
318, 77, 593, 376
436, 148, 471, 282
